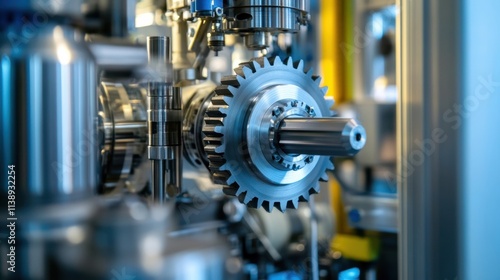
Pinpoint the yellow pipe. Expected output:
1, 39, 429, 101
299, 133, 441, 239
319, 0, 344, 103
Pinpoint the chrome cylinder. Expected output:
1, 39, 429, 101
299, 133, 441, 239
99, 82, 149, 192
277, 118, 366, 157
0, 24, 98, 208
147, 36, 182, 202
224, 0, 309, 33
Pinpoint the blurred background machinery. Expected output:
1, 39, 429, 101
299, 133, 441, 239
2, 0, 499, 279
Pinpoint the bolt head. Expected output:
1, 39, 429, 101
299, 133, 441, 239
272, 106, 283, 117
272, 153, 282, 162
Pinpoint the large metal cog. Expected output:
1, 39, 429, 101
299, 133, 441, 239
203, 57, 334, 212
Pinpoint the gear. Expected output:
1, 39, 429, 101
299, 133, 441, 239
202, 57, 334, 212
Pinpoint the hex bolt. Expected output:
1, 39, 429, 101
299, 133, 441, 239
305, 156, 314, 164
272, 106, 283, 117
272, 153, 282, 162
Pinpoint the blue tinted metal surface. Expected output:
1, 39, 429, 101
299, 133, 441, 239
462, 0, 500, 278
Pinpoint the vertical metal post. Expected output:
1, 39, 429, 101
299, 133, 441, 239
147, 36, 182, 203
309, 196, 319, 280
397, 0, 462, 279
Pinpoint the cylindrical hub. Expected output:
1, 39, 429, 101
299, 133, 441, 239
147, 83, 182, 151
277, 118, 366, 157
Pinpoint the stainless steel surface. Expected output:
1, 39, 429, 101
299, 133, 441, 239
99, 82, 149, 192
244, 32, 271, 50
170, 12, 193, 71
224, 0, 309, 35
89, 41, 148, 70
202, 57, 350, 212
146, 36, 182, 201
182, 86, 216, 168
462, 1, 500, 279
147, 36, 170, 65
205, 7, 225, 55
0, 24, 98, 207
398, 0, 461, 279
277, 117, 366, 157
151, 160, 166, 202
354, 100, 396, 165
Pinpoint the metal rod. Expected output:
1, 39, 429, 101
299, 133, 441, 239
147, 36, 170, 64
277, 117, 366, 156
146, 36, 182, 201
309, 196, 319, 280
151, 160, 166, 203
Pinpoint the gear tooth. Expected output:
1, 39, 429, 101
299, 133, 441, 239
255, 198, 263, 209
202, 118, 224, 135
252, 60, 261, 70
306, 67, 314, 77
211, 95, 231, 106
325, 96, 334, 109
223, 185, 239, 196
203, 118, 223, 126
234, 66, 245, 77
228, 85, 240, 96
202, 127, 223, 138
205, 106, 227, 117
326, 159, 334, 171
236, 74, 246, 85
287, 199, 299, 209
221, 75, 240, 87
237, 191, 248, 204
262, 57, 271, 67
246, 197, 259, 208
215, 144, 226, 154
242, 66, 254, 78
262, 201, 272, 213
240, 192, 254, 204
204, 144, 222, 155
276, 201, 287, 213
239, 61, 256, 71
211, 171, 231, 185
207, 155, 225, 168
235, 187, 244, 197
293, 60, 305, 71
215, 85, 235, 97
321, 86, 328, 96
299, 194, 309, 202
311, 183, 320, 194
285, 57, 294, 67
273, 57, 284, 66
320, 172, 329, 182
312, 75, 322, 86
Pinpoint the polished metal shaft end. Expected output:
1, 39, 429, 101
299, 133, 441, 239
277, 118, 366, 157
147, 36, 170, 64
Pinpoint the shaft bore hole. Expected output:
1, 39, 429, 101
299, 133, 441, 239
355, 133, 362, 142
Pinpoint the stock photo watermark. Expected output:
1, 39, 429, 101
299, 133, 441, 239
386, 74, 500, 185
7, 0, 71, 48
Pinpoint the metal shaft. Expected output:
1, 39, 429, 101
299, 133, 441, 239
147, 36, 182, 203
277, 118, 366, 157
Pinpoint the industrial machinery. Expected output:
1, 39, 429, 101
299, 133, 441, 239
0, 0, 369, 279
